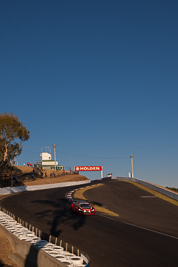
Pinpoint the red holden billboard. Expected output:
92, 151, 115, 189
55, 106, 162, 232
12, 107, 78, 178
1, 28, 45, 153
74, 166, 103, 171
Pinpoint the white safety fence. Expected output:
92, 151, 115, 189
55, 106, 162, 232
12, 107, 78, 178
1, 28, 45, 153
112, 177, 178, 201
0, 180, 91, 195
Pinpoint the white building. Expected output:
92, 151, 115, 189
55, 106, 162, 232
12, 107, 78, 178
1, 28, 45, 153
35, 152, 63, 170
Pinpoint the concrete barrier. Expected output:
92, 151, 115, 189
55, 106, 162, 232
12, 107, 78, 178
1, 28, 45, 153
112, 177, 178, 201
0, 180, 91, 195
0, 224, 66, 267
0, 209, 90, 267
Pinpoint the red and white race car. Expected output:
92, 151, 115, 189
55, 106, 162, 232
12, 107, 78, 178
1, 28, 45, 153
71, 200, 95, 215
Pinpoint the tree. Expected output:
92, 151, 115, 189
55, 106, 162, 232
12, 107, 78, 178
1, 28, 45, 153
0, 112, 30, 167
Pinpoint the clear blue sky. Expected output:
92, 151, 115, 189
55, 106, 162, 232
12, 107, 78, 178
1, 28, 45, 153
1, 0, 178, 187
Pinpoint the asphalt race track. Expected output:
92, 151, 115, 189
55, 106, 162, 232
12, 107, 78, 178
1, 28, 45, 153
1, 179, 178, 267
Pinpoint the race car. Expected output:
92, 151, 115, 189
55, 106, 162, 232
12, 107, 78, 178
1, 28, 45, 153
71, 200, 78, 211
71, 200, 95, 215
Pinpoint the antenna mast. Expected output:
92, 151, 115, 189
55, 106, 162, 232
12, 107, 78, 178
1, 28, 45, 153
53, 144, 57, 171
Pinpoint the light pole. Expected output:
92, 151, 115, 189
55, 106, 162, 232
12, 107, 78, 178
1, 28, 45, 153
130, 155, 134, 178
53, 144, 57, 171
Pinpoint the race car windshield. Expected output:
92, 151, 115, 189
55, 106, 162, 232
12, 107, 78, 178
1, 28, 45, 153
80, 204, 91, 208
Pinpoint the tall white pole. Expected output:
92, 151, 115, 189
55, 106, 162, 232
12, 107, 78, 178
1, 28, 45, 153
53, 144, 57, 171
101, 167, 103, 179
130, 155, 134, 178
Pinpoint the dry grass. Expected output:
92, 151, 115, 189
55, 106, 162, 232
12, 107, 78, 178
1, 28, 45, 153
22, 174, 88, 186
0, 231, 17, 267
0, 165, 88, 187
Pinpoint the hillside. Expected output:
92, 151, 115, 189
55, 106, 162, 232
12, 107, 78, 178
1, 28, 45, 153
0, 166, 89, 187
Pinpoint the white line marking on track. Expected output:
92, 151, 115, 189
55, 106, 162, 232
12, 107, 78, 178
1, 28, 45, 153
97, 213, 118, 221
141, 196, 157, 198
125, 222, 178, 240
98, 214, 178, 240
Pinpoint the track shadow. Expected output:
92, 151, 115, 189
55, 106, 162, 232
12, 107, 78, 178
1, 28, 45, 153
25, 245, 38, 267
0, 259, 7, 267
32, 198, 87, 237
23, 198, 87, 267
